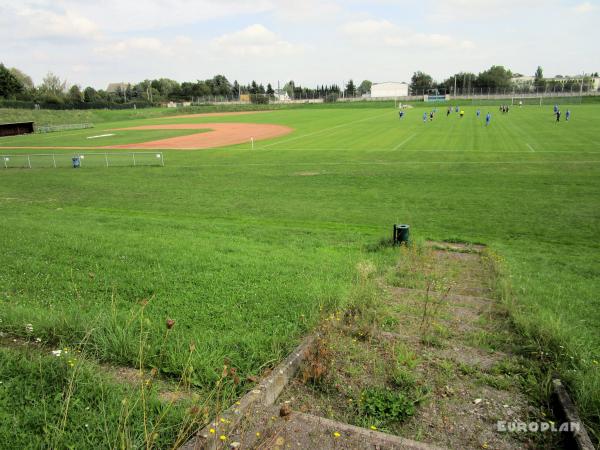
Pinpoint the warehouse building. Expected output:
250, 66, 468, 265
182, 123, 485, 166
370, 81, 409, 98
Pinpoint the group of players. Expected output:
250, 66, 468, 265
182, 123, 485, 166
553, 104, 571, 122
397, 102, 572, 126
398, 104, 492, 126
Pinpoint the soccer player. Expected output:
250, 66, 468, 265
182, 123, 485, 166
455, 105, 459, 113
460, 110, 465, 118
476, 109, 481, 117
399, 110, 404, 119
423, 112, 427, 122
447, 107, 451, 117
554, 104, 558, 114
486, 112, 491, 126
566, 109, 571, 121
556, 110, 561, 122
430, 111, 434, 121
519, 100, 523, 107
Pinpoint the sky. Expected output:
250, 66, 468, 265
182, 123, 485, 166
1, 0, 598, 90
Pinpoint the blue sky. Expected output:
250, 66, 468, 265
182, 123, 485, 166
0, 0, 598, 89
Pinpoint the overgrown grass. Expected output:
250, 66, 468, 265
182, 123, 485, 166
1, 102, 599, 442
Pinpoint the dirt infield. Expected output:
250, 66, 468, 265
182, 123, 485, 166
109, 123, 292, 150
0, 122, 293, 150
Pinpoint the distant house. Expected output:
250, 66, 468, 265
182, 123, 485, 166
370, 82, 409, 98
106, 82, 130, 93
274, 89, 290, 101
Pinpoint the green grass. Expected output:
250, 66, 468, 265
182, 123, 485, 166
0, 128, 208, 148
1, 102, 599, 443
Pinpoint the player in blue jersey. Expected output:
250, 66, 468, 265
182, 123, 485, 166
423, 112, 427, 122
486, 112, 491, 126
476, 109, 481, 117
566, 109, 571, 121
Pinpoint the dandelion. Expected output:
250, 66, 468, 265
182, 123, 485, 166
333, 432, 341, 438
370, 425, 377, 430
51, 350, 62, 357
219, 435, 227, 441
35, 337, 42, 343
256, 432, 261, 437
209, 428, 215, 434
25, 324, 33, 333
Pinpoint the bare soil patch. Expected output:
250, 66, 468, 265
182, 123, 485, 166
109, 123, 293, 150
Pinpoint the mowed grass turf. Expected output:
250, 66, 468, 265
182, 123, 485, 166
1, 102, 599, 443
0, 127, 208, 148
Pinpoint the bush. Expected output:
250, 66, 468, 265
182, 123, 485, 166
358, 387, 415, 422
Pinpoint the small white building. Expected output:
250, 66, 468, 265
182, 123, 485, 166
370, 82, 409, 98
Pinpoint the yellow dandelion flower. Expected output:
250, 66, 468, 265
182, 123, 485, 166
370, 425, 377, 430
219, 435, 227, 441
333, 432, 341, 438
256, 432, 261, 437
209, 428, 215, 434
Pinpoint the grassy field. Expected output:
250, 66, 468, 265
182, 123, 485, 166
1, 102, 599, 445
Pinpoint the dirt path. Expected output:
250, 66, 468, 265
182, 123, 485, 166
196, 242, 555, 449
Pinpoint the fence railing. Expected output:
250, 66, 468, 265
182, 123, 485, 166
1, 151, 164, 169
36, 123, 94, 133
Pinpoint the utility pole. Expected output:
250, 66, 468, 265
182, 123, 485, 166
454, 76, 457, 98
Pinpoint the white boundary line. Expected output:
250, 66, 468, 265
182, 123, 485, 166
392, 134, 416, 150
182, 160, 600, 168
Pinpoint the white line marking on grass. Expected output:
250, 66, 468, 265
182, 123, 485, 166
188, 160, 600, 168
526, 143, 535, 152
392, 134, 416, 150
86, 133, 115, 139
259, 111, 392, 149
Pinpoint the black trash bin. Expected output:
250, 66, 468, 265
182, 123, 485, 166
72, 157, 80, 168
393, 224, 410, 245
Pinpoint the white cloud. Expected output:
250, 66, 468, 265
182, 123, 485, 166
0, 4, 100, 40
95, 38, 172, 56
574, 2, 597, 13
212, 24, 303, 57
340, 19, 474, 50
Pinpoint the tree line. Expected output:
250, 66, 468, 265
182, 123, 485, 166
0, 62, 597, 109
410, 65, 598, 96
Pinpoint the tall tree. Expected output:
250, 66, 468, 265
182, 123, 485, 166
409, 71, 433, 94
474, 65, 513, 90
68, 85, 83, 103
534, 66, 546, 90
357, 80, 372, 95
39, 72, 67, 95
345, 79, 356, 96
0, 63, 24, 98
283, 80, 295, 98
266, 83, 274, 96
83, 86, 98, 102
9, 67, 33, 90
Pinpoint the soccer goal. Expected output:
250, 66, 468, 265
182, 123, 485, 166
511, 97, 543, 106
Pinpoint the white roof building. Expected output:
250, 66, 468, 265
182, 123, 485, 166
370, 82, 409, 98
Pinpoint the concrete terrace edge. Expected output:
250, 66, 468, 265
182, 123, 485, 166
551, 379, 595, 450
180, 334, 317, 450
